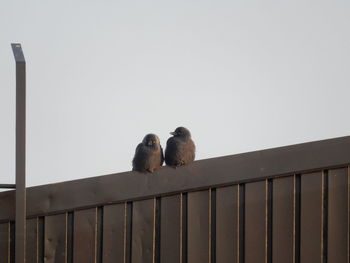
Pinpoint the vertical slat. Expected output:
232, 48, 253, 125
160, 195, 181, 263
67, 213, 73, 263
188, 190, 210, 263
273, 176, 294, 263
210, 189, 216, 263
155, 198, 161, 263
26, 218, 38, 263
245, 180, 267, 263
294, 176, 301, 263
10, 222, 15, 262
38, 217, 44, 263
300, 172, 323, 263
74, 208, 97, 263
125, 203, 132, 263
0, 222, 10, 263
45, 213, 67, 263
181, 193, 188, 263
132, 198, 156, 263
103, 203, 126, 263
238, 185, 245, 263
328, 168, 349, 262
267, 180, 273, 262
216, 185, 239, 263
97, 207, 103, 263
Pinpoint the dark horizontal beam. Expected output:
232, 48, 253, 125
0, 184, 16, 189
1, 135, 350, 221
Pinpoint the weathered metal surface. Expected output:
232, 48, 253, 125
73, 208, 97, 263
12, 42, 26, 263
160, 195, 181, 263
272, 176, 295, 263
131, 198, 156, 263
328, 168, 349, 262
300, 172, 323, 263
26, 218, 38, 263
188, 190, 210, 263
216, 185, 239, 263
44, 213, 67, 263
103, 203, 126, 263
245, 180, 267, 263
2, 135, 350, 221
0, 222, 10, 263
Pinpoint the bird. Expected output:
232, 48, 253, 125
132, 134, 164, 173
165, 127, 195, 167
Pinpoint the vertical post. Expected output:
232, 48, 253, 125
11, 43, 26, 263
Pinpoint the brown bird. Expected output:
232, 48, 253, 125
132, 134, 164, 173
165, 127, 195, 167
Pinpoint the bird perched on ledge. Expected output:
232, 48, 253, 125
132, 134, 164, 173
165, 127, 195, 167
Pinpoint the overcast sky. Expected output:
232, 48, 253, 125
0, 0, 349, 187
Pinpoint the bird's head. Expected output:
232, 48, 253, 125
142, 134, 160, 147
170, 127, 191, 138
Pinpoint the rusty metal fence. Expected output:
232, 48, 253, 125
0, 135, 349, 263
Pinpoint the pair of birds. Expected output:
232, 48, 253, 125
132, 127, 195, 173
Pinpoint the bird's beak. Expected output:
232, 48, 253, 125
147, 141, 153, 146
170, 132, 177, 136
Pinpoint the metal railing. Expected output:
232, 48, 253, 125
0, 135, 349, 262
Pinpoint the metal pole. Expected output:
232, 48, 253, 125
11, 43, 26, 263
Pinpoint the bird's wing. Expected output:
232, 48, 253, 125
135, 143, 143, 153
190, 139, 196, 161
165, 137, 177, 150
160, 145, 165, 166
132, 143, 144, 166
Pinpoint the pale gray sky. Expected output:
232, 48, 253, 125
1, 0, 349, 187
